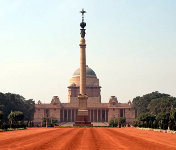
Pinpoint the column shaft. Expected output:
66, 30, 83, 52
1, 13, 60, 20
67, 109, 68, 122
97, 109, 98, 122
63, 109, 64, 122
101, 109, 102, 121
105, 109, 106, 122
74, 109, 76, 121
80, 39, 86, 95
90, 109, 92, 121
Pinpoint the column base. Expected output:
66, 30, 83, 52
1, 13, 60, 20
74, 110, 93, 126
74, 94, 93, 126
73, 115, 93, 126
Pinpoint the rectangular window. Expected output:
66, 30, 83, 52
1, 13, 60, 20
120, 109, 123, 117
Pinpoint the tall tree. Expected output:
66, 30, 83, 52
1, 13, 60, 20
156, 112, 170, 130
8, 111, 24, 123
0, 92, 35, 122
148, 97, 176, 115
0, 111, 3, 122
132, 91, 170, 114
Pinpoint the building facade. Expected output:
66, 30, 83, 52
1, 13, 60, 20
34, 66, 136, 126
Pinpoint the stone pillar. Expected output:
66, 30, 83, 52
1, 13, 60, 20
67, 109, 68, 122
101, 109, 102, 122
80, 38, 86, 95
63, 109, 64, 122
97, 109, 98, 122
105, 109, 106, 122
74, 9, 92, 126
90, 109, 92, 121
74, 109, 76, 122
77, 37, 88, 113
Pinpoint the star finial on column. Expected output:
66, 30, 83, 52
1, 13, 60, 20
80, 8, 86, 22
80, 9, 86, 38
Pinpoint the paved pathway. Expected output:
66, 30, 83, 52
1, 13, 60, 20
0, 128, 176, 150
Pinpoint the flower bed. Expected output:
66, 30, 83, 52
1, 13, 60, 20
136, 127, 176, 134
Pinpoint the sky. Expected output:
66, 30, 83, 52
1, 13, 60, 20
0, 0, 176, 103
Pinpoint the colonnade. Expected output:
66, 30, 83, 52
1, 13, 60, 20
60, 108, 108, 122
61, 109, 77, 122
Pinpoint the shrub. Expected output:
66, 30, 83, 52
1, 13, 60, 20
109, 117, 126, 127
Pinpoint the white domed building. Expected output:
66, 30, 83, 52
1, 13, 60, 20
68, 65, 101, 103
33, 66, 136, 126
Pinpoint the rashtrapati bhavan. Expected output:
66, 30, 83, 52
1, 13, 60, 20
33, 9, 136, 126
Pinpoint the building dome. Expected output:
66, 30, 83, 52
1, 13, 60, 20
73, 65, 97, 77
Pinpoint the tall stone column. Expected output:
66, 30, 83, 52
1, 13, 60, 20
80, 37, 86, 95
74, 9, 92, 126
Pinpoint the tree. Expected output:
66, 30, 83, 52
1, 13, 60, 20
0, 105, 4, 111
148, 97, 176, 115
0, 111, 3, 125
23, 99, 35, 121
50, 117, 58, 124
0, 111, 3, 120
136, 112, 156, 128
169, 109, 176, 130
42, 117, 58, 127
109, 117, 126, 127
132, 91, 170, 114
119, 117, 126, 126
156, 112, 170, 130
0, 92, 35, 122
8, 111, 24, 123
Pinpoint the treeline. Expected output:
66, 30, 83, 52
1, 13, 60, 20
0, 92, 35, 129
132, 91, 176, 130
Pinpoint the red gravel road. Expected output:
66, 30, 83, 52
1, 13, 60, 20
0, 128, 176, 150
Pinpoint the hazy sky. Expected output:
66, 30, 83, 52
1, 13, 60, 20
0, 0, 176, 103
